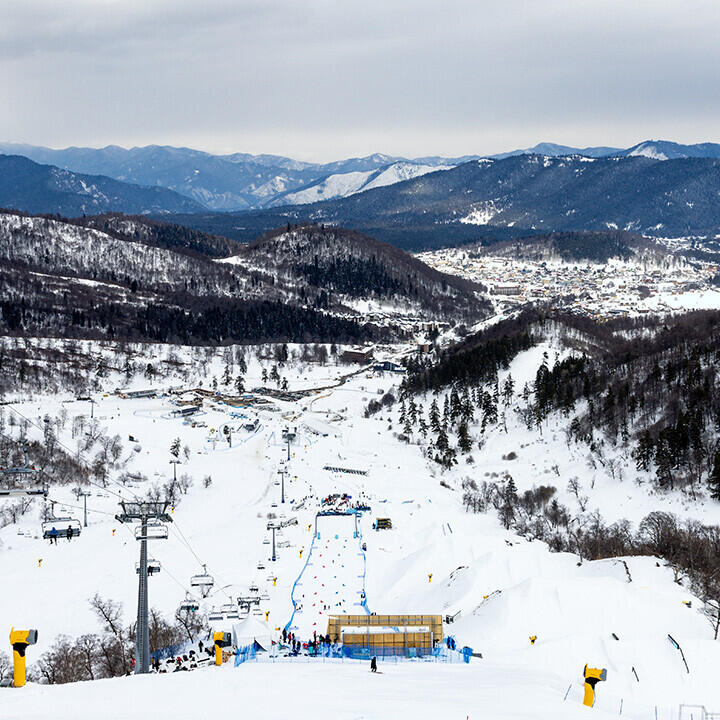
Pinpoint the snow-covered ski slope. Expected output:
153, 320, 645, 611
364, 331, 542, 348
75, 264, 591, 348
1, 342, 719, 718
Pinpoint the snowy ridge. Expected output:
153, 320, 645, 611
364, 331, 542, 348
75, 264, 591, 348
268, 162, 453, 207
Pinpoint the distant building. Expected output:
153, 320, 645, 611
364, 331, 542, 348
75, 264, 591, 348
341, 347, 374, 364
171, 405, 200, 417
373, 361, 406, 374
492, 284, 522, 296
118, 388, 157, 399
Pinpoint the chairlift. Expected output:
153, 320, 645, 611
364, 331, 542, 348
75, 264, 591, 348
0, 486, 47, 497
190, 564, 214, 597
42, 517, 82, 540
208, 607, 224, 622
249, 583, 259, 593
256, 562, 265, 570
1, 448, 45, 497
179, 593, 200, 613
1, 447, 35, 476
134, 521, 169, 541
221, 602, 239, 619
136, 559, 161, 575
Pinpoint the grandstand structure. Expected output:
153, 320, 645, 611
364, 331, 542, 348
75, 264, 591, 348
326, 614, 443, 657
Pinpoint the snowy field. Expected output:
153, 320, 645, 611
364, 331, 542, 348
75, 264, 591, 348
1, 341, 720, 718
3, 660, 644, 720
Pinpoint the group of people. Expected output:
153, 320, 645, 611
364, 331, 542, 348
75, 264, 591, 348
281, 628, 340, 656
149, 644, 214, 673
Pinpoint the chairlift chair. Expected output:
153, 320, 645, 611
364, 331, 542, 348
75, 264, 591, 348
221, 602, 239, 620
134, 521, 169, 541
42, 517, 82, 539
136, 559, 161, 575
179, 593, 200, 613
190, 564, 215, 598
1, 486, 47, 497
208, 607, 224, 622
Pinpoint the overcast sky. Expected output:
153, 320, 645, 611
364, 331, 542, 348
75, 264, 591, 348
2, 0, 719, 161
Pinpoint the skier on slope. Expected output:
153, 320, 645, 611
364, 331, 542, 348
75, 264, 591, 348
370, 656, 377, 673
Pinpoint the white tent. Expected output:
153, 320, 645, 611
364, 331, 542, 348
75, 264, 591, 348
232, 616, 274, 651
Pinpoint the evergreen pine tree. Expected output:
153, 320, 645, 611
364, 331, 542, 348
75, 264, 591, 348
457, 421, 472, 454
709, 451, 720, 502
502, 374, 515, 405
429, 399, 440, 432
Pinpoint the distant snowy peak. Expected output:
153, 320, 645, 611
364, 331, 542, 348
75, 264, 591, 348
269, 162, 453, 207
626, 142, 668, 161
363, 162, 452, 191
619, 140, 720, 161
275, 171, 375, 205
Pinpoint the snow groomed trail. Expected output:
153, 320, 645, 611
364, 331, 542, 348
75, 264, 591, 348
286, 513, 369, 637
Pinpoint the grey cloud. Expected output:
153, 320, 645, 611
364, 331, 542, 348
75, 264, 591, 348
1, 0, 719, 160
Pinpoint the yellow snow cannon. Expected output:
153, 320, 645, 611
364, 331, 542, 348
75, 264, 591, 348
583, 664, 607, 707
9, 627, 38, 687
213, 631, 231, 666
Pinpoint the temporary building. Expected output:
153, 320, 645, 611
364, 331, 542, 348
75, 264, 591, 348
232, 616, 274, 651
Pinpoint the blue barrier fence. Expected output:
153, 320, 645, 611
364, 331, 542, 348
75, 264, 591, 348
235, 644, 258, 666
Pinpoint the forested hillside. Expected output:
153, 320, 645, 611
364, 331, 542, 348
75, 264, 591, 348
0, 154, 205, 216
390, 308, 720, 630
469, 230, 642, 263
0, 213, 486, 344
233, 225, 491, 320
0, 212, 384, 344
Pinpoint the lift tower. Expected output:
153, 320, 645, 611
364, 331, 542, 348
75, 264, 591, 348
115, 501, 172, 674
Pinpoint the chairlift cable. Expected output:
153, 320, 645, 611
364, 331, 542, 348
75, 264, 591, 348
167, 521, 235, 601
44, 498, 116, 518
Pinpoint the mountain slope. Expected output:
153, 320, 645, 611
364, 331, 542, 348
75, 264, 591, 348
0, 154, 205, 216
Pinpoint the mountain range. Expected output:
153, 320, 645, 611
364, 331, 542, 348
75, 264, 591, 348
0, 154, 204, 216
2, 139, 720, 214
173, 153, 720, 251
